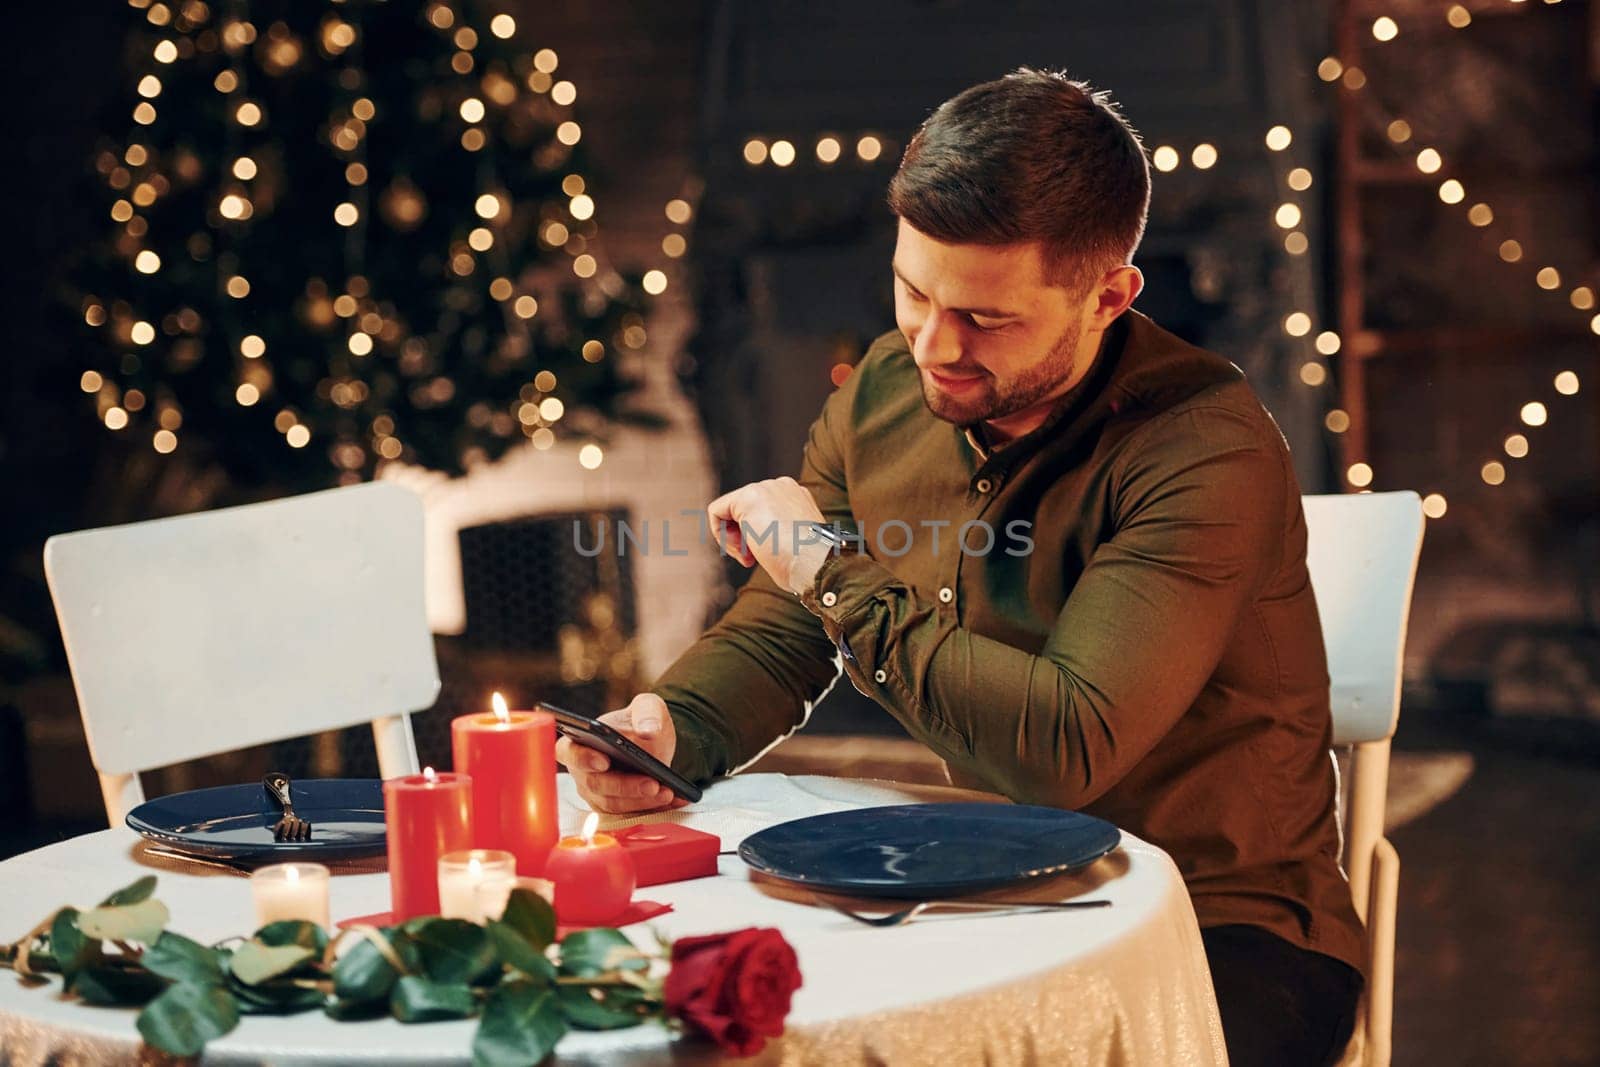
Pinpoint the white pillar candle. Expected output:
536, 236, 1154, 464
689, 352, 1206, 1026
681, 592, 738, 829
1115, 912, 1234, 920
437, 849, 517, 922
474, 875, 554, 925
250, 862, 331, 929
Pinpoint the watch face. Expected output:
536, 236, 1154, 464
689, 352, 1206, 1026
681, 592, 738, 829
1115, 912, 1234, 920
813, 522, 862, 554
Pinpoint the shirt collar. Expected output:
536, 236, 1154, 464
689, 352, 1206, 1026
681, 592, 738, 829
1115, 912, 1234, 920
959, 314, 1130, 467
962, 425, 993, 464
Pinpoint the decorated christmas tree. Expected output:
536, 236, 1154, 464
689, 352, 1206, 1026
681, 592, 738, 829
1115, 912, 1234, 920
74, 0, 655, 492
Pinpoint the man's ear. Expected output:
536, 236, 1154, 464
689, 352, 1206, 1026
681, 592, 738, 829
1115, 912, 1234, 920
1087, 265, 1143, 330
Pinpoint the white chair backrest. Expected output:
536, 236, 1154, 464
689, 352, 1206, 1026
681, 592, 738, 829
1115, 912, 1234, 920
45, 483, 438, 812
1301, 491, 1426, 746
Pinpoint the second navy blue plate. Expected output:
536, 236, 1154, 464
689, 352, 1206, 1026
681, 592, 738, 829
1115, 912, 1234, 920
738, 802, 1121, 898
126, 779, 386, 863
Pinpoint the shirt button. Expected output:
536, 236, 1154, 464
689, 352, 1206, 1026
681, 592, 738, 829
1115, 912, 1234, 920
938, 586, 954, 604
821, 591, 838, 607
975, 477, 993, 494
874, 669, 888, 684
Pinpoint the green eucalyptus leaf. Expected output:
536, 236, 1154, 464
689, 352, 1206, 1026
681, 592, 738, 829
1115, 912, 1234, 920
472, 981, 568, 1067
255, 920, 329, 954
324, 995, 391, 1021
556, 983, 653, 1030
77, 898, 170, 945
136, 982, 241, 1058
389, 975, 478, 1022
410, 918, 497, 986
499, 889, 557, 950
142, 931, 225, 986
50, 907, 100, 983
73, 964, 168, 1006
331, 936, 398, 1002
230, 941, 315, 986
485, 921, 556, 983
229, 974, 326, 1015
98, 875, 158, 908
557, 929, 645, 977
393, 931, 425, 974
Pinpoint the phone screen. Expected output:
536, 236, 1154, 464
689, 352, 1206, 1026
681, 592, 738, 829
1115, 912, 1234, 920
541, 702, 704, 802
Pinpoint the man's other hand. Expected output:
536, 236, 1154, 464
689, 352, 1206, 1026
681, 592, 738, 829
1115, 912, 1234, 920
706, 476, 827, 592
554, 693, 692, 814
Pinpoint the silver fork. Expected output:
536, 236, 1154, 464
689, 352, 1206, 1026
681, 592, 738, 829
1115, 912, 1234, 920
818, 896, 1110, 928
264, 772, 312, 842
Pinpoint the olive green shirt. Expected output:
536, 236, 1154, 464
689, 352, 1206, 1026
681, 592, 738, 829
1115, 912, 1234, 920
653, 310, 1366, 976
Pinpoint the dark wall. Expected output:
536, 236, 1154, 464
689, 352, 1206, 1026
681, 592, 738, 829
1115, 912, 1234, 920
0, 3, 130, 683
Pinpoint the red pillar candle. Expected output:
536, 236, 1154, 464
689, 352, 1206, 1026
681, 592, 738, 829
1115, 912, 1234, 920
544, 813, 637, 926
451, 693, 560, 876
383, 768, 473, 921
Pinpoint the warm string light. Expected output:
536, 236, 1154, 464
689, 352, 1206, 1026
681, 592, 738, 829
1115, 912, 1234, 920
86, 8, 671, 476
449, 33, 682, 474
1317, 5, 1590, 504
742, 133, 892, 167
1258, 127, 1356, 488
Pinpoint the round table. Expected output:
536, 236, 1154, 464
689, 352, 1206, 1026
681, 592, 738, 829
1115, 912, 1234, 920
0, 774, 1226, 1065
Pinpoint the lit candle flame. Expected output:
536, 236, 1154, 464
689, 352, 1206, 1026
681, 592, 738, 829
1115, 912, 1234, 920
491, 692, 510, 724
581, 811, 599, 844
423, 766, 437, 783
286, 865, 300, 884
468, 855, 482, 876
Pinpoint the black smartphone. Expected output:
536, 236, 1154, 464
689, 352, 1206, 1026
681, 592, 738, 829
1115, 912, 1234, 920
540, 702, 704, 803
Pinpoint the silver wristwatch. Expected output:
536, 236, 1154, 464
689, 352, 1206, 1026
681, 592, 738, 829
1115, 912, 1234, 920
804, 522, 865, 556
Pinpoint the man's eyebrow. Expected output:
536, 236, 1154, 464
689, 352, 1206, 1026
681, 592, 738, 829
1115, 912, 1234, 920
891, 262, 1021, 319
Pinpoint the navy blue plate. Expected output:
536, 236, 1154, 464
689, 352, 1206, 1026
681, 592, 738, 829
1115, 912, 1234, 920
126, 779, 386, 863
738, 802, 1121, 898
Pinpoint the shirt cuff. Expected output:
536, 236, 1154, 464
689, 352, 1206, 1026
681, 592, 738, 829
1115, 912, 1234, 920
798, 551, 897, 628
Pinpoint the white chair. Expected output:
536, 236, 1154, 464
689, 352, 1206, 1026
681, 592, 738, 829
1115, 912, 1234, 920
1302, 490, 1426, 1067
44, 482, 437, 824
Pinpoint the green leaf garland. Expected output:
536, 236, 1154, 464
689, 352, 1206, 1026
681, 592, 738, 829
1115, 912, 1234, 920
1, 877, 681, 1062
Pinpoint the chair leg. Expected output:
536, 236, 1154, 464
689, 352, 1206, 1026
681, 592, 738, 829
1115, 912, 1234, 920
1347, 738, 1392, 925
99, 771, 144, 827
371, 714, 420, 779
1365, 836, 1400, 1067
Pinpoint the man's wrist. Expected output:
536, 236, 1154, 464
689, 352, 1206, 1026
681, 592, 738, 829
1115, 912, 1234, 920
787, 537, 834, 596
648, 694, 711, 782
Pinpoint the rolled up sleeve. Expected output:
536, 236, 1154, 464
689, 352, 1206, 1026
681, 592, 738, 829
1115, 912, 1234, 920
649, 361, 866, 783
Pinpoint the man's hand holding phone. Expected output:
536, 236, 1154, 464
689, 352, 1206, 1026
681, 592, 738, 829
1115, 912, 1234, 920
555, 693, 692, 814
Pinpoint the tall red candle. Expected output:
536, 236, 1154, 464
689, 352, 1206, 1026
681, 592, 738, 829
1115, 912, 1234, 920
383, 768, 473, 921
451, 693, 560, 876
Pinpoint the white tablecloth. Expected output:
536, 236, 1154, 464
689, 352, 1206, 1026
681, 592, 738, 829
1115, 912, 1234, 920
0, 774, 1226, 1066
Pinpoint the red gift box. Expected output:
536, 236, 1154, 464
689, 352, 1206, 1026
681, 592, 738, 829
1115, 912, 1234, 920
610, 823, 721, 886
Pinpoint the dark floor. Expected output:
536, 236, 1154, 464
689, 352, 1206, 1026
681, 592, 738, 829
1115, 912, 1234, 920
1387, 702, 1600, 1066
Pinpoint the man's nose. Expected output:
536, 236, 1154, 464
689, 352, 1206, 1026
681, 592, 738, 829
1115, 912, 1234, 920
911, 311, 962, 368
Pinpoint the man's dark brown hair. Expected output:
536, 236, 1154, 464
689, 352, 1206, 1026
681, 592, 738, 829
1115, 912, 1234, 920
888, 68, 1151, 293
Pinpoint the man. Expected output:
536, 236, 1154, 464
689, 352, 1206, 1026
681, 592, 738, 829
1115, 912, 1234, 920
556, 69, 1364, 1066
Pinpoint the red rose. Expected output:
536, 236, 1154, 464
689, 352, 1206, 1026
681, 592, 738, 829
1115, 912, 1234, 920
663, 927, 802, 1056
